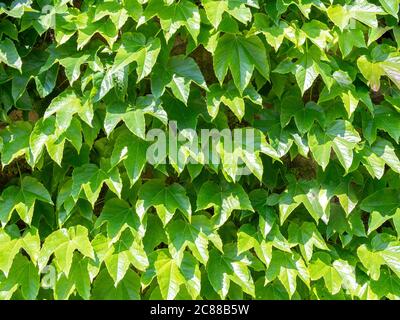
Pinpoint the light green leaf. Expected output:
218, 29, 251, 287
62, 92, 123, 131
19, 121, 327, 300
214, 33, 269, 94
136, 180, 192, 225
38, 225, 95, 276
0, 38, 22, 71
196, 181, 253, 227
95, 198, 140, 240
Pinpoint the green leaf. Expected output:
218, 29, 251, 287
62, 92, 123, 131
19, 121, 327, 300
327, 1, 385, 30
309, 120, 361, 171
357, 51, 400, 92
378, 0, 399, 17
71, 163, 122, 207
207, 245, 256, 298
0, 121, 31, 166
0, 254, 40, 299
288, 221, 329, 261
144, 0, 200, 42
253, 13, 287, 52
77, 18, 118, 50
309, 253, 343, 295
111, 130, 148, 185
154, 250, 185, 300
180, 252, 201, 299
96, 32, 160, 101
95, 198, 140, 240
166, 215, 221, 264
38, 225, 94, 275
360, 188, 400, 215
92, 268, 141, 300
358, 234, 400, 281
0, 229, 21, 276
196, 181, 253, 227
207, 82, 262, 120
338, 29, 366, 58
301, 20, 333, 51
0, 38, 22, 71
136, 180, 192, 225
361, 138, 400, 179
203, 0, 255, 28
265, 250, 310, 298
152, 55, 207, 104
0, 176, 53, 225
214, 33, 269, 94
69, 256, 91, 300
44, 90, 93, 130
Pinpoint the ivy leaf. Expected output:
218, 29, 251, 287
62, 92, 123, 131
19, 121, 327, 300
196, 181, 253, 227
250, 190, 277, 238
44, 90, 93, 131
0, 254, 40, 299
0, 177, 53, 225
253, 13, 287, 51
214, 33, 269, 94
378, 0, 399, 17
69, 256, 91, 300
288, 221, 329, 261
207, 82, 262, 120
360, 138, 400, 179
360, 188, 400, 215
237, 224, 258, 254
338, 29, 367, 58
309, 120, 361, 171
71, 163, 122, 207
96, 32, 160, 101
104, 229, 148, 284
327, 0, 385, 30
0, 229, 21, 276
295, 53, 319, 95
38, 225, 95, 276
111, 130, 148, 185
357, 234, 400, 280
180, 252, 202, 299
124, 34, 161, 82
104, 249, 131, 286
136, 180, 192, 225
144, 0, 200, 42
152, 56, 207, 104
154, 250, 186, 300
207, 245, 256, 299
21, 228, 40, 265
265, 250, 310, 298
309, 253, 343, 295
292, 181, 332, 224
92, 269, 141, 300
302, 20, 333, 51
0, 121, 31, 166
203, 0, 256, 28
29, 116, 83, 166
0, 38, 22, 71
216, 128, 265, 182
166, 215, 222, 264
95, 198, 141, 241
294, 47, 333, 95
104, 97, 167, 137
357, 51, 400, 92
77, 18, 118, 49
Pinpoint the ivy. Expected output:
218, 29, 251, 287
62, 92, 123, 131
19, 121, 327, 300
0, 0, 400, 300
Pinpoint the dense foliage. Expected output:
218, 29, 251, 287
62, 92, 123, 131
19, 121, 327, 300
0, 0, 400, 300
